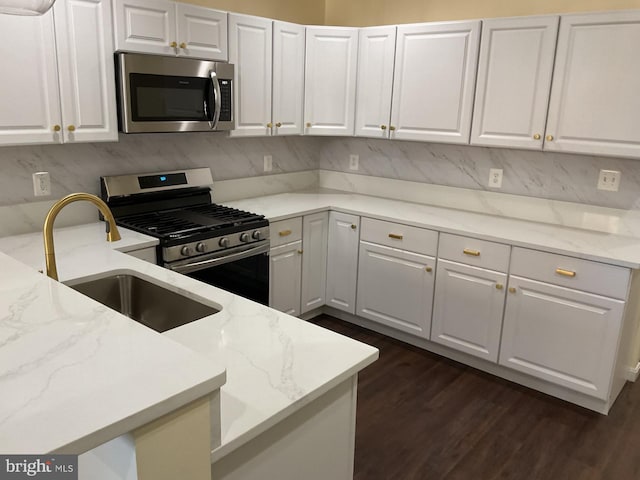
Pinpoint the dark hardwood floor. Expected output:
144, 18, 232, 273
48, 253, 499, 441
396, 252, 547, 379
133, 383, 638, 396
312, 314, 640, 480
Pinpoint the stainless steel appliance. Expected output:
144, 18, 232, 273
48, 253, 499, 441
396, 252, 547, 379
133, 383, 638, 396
115, 53, 234, 133
101, 168, 269, 305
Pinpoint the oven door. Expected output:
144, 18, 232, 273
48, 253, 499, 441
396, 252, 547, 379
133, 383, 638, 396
166, 243, 269, 305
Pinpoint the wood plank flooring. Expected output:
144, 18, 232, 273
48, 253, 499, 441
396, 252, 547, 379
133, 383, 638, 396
312, 314, 640, 480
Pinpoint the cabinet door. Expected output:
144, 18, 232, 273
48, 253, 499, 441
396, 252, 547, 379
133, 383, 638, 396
500, 276, 625, 399
544, 12, 640, 158
301, 212, 329, 314
229, 14, 273, 137
113, 0, 176, 56
55, 0, 118, 143
326, 212, 360, 314
470, 16, 559, 150
355, 26, 396, 139
0, 12, 62, 146
272, 21, 305, 136
304, 27, 358, 136
431, 259, 506, 362
390, 21, 480, 144
357, 242, 435, 338
176, 4, 227, 61
269, 241, 302, 316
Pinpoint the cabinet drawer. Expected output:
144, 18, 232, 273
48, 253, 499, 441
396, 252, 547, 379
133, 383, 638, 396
360, 217, 438, 255
439, 233, 510, 272
510, 247, 630, 299
270, 217, 302, 247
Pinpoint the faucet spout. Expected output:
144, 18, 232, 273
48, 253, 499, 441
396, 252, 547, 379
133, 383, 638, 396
43, 193, 121, 281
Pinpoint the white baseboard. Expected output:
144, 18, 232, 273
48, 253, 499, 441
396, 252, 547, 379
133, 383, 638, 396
626, 362, 640, 382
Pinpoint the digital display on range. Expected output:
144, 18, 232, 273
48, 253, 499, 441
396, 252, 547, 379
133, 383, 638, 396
138, 173, 187, 189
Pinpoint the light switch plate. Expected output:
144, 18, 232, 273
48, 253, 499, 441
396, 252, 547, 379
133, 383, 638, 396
33, 171, 51, 196
488, 168, 503, 188
263, 155, 273, 172
598, 169, 620, 191
349, 154, 359, 171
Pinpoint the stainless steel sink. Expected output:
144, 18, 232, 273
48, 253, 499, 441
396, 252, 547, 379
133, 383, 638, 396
66, 273, 219, 333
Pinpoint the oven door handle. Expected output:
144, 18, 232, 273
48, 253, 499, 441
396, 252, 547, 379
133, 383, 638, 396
168, 243, 269, 274
208, 70, 222, 130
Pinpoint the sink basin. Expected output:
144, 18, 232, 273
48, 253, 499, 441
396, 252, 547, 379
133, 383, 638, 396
66, 273, 219, 333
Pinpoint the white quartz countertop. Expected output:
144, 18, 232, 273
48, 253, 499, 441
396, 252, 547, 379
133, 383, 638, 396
226, 189, 640, 269
0, 223, 378, 460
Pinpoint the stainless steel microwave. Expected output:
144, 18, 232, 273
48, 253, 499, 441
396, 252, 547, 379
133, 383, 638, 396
115, 52, 234, 133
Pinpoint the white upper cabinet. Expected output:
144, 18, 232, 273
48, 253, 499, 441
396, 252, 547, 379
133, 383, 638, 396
390, 21, 480, 144
0, 0, 117, 146
470, 16, 559, 150
0, 12, 61, 145
113, 0, 227, 60
229, 14, 273, 137
175, 3, 227, 60
355, 26, 397, 139
272, 21, 306, 136
544, 11, 640, 158
304, 27, 359, 136
55, 0, 118, 143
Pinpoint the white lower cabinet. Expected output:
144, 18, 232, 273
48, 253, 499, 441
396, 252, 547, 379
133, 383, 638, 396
301, 212, 329, 314
325, 212, 360, 314
431, 259, 506, 362
357, 242, 435, 338
269, 240, 302, 316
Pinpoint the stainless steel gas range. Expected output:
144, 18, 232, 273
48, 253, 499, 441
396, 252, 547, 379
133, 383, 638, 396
101, 168, 270, 305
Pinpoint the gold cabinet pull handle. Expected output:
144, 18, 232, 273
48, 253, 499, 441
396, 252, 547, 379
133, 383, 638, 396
556, 268, 576, 278
533, 133, 541, 140
306, 122, 311, 128
388, 233, 403, 240
546, 134, 554, 141
279, 229, 292, 237
170, 41, 177, 48
267, 122, 273, 128
389, 126, 396, 131
496, 284, 503, 290
276, 122, 282, 128
297, 249, 303, 254
425, 266, 432, 273
179, 42, 186, 49
508, 287, 516, 294
381, 125, 387, 130
53, 125, 61, 132
351, 224, 357, 230
463, 248, 480, 256
67, 125, 76, 132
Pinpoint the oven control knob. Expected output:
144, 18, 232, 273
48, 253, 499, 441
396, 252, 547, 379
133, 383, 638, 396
180, 246, 192, 256
252, 230, 262, 240
196, 242, 206, 253
240, 232, 250, 243
219, 237, 230, 248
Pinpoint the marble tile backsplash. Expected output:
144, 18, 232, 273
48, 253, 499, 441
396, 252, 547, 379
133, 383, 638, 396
319, 138, 640, 210
0, 134, 322, 206
1, 134, 639, 210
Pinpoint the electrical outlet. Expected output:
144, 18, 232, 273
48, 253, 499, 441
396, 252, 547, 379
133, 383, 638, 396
597, 169, 620, 191
263, 155, 273, 172
32, 172, 51, 196
349, 154, 359, 171
488, 168, 503, 188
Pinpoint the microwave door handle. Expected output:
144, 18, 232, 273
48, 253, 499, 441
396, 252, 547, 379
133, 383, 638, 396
209, 70, 222, 130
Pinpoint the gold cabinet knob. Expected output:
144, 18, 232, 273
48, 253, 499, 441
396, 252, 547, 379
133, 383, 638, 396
508, 287, 516, 294
351, 224, 357, 230
170, 41, 177, 48
53, 125, 61, 132
389, 126, 396, 131
496, 284, 503, 290
533, 133, 541, 140
306, 122, 311, 128
297, 249, 303, 254
67, 125, 75, 132
179, 42, 186, 49
546, 135, 554, 141
381, 125, 387, 130
425, 266, 433, 273
276, 122, 282, 128
267, 122, 273, 128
